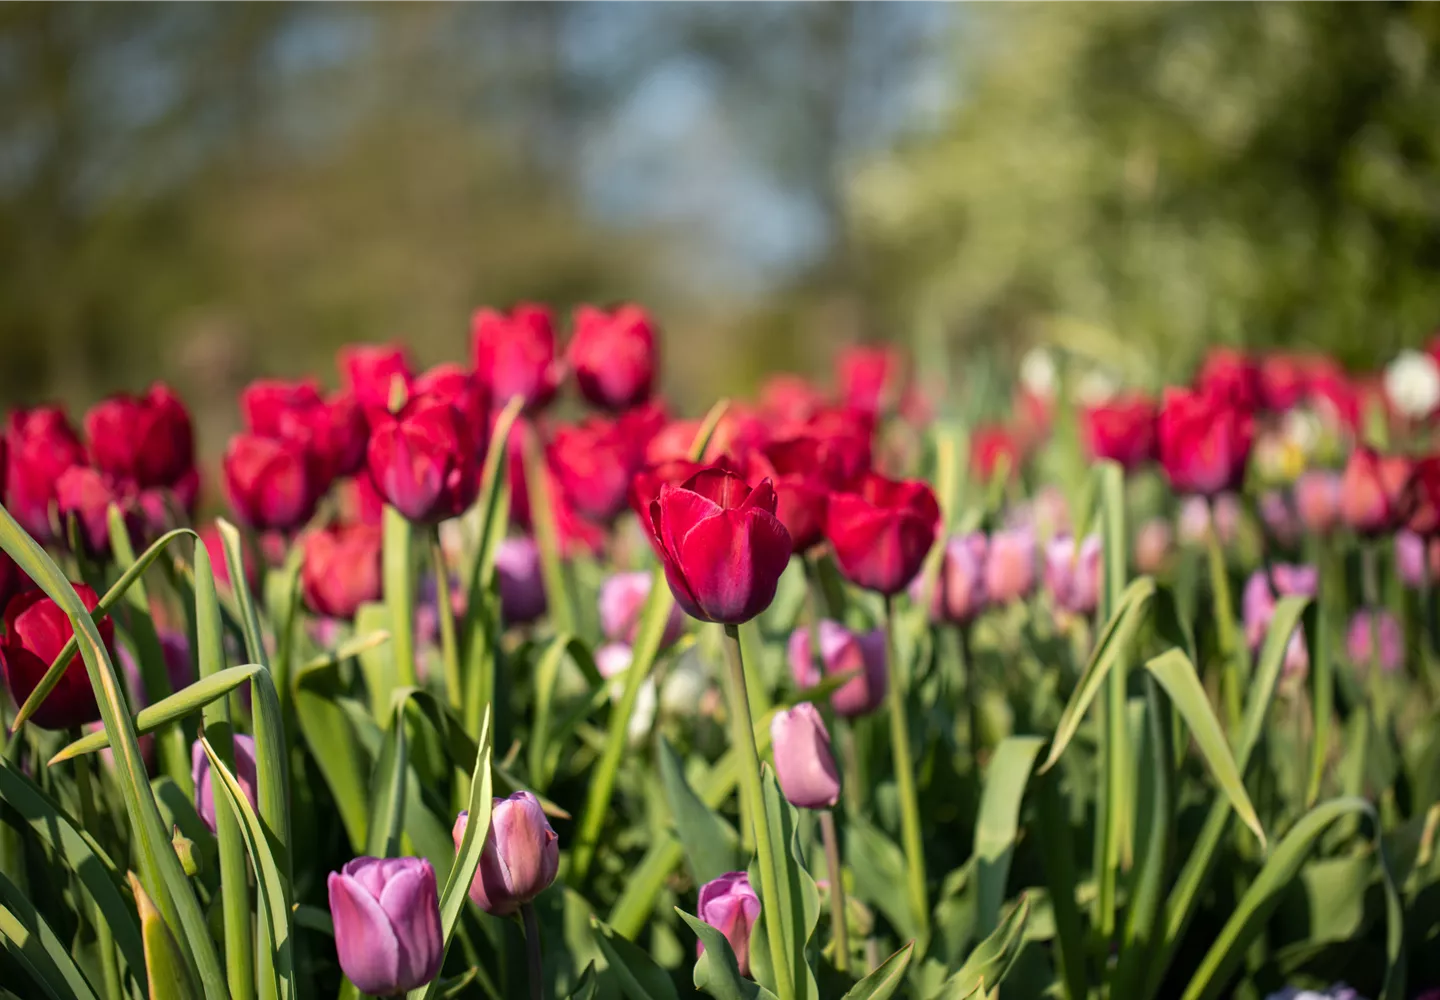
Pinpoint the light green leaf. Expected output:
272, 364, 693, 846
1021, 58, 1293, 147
973, 736, 1044, 938
366, 695, 412, 858
129, 872, 200, 1000
841, 940, 915, 1000
745, 767, 820, 1000
0, 878, 101, 1000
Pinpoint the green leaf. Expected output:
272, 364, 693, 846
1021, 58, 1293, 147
675, 909, 779, 1000
846, 816, 917, 946
841, 940, 915, 1000
0, 873, 101, 1000
383, 504, 419, 690
929, 894, 1032, 1000
354, 603, 400, 723
657, 737, 741, 885
215, 519, 269, 669
529, 634, 603, 790
745, 767, 820, 1000
1032, 770, 1087, 1000
129, 872, 200, 1000
568, 962, 599, 1000
366, 694, 411, 858
293, 652, 373, 852
590, 916, 681, 1000
973, 736, 1044, 938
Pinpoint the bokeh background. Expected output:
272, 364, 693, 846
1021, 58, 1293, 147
4, 2, 1440, 455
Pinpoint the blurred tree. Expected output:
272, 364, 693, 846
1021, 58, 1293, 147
850, 3, 1440, 386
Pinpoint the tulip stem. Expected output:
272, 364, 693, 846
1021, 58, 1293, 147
1204, 507, 1242, 734
882, 596, 929, 944
70, 736, 122, 1000
383, 505, 417, 693
722, 624, 796, 1000
430, 530, 463, 713
521, 903, 545, 1000
819, 809, 850, 974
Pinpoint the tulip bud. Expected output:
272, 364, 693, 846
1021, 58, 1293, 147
411, 363, 490, 432
985, 528, 1037, 606
569, 304, 659, 411
495, 536, 547, 626
751, 437, 830, 553
1083, 394, 1157, 471
787, 620, 886, 718
1346, 610, 1403, 674
1196, 348, 1262, 410
770, 703, 841, 810
1241, 566, 1317, 670
971, 425, 1020, 484
914, 532, 988, 624
696, 872, 761, 977
598, 571, 685, 648
1, 584, 113, 730
826, 472, 939, 596
339, 343, 414, 418
5, 406, 88, 540
240, 378, 324, 436
173, 827, 200, 876
1258, 353, 1312, 413
301, 524, 382, 620
328, 857, 443, 996
55, 465, 133, 555
223, 433, 317, 531
1258, 491, 1301, 548
83, 383, 195, 490
1157, 387, 1255, 496
1293, 470, 1342, 536
191, 735, 257, 833
366, 396, 481, 524
1045, 534, 1101, 616
644, 469, 792, 624
1340, 447, 1412, 537
1134, 518, 1174, 576
471, 304, 563, 412
453, 792, 559, 915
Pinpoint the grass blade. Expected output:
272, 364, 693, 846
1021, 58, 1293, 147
840, 941, 915, 1000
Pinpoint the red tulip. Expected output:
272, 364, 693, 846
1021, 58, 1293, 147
339, 343, 414, 417
1156, 387, 1254, 495
643, 469, 791, 624
83, 383, 194, 491
336, 474, 387, 527
758, 375, 825, 427
1340, 447, 1413, 537
301, 524, 382, 619
471, 304, 562, 412
826, 472, 940, 595
1406, 456, 1440, 537
5, 406, 88, 540
240, 378, 324, 437
629, 458, 708, 523
739, 437, 829, 553
1, 583, 113, 730
55, 465, 134, 555
1258, 353, 1313, 412
550, 413, 654, 525
198, 521, 260, 594
971, 425, 1021, 483
412, 363, 490, 431
568, 304, 658, 411
1306, 365, 1361, 432
366, 395, 481, 523
1196, 347, 1261, 410
0, 549, 31, 618
837, 344, 906, 418
252, 384, 369, 485
223, 433, 317, 531
1084, 394, 1157, 471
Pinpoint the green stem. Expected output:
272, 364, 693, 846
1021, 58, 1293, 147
522, 903, 545, 1000
1205, 511, 1242, 734
383, 506, 417, 691
819, 809, 849, 974
71, 743, 122, 1000
722, 624, 795, 1000
523, 430, 575, 636
431, 530, 463, 712
882, 596, 929, 943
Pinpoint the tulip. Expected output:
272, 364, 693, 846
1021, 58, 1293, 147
836, 344, 905, 419
971, 425, 1020, 483
0, 550, 31, 618
1196, 347, 1262, 410
770, 703, 841, 810
471, 304, 563, 412
1083, 394, 1157, 471
643, 468, 791, 624
301, 524, 382, 619
1258, 491, 1301, 548
915, 532, 989, 624
191, 734, 258, 833
412, 363, 490, 431
495, 536, 547, 626
629, 458, 707, 523
223, 433, 317, 531
696, 872, 761, 977
1134, 518, 1174, 576
751, 436, 830, 553
1258, 353, 1313, 413
1263, 985, 1365, 1000
1405, 455, 1440, 537
1, 583, 113, 730
1241, 565, 1317, 680
84, 383, 194, 490
328, 857, 443, 996
366, 395, 481, 523
597, 571, 686, 648
1045, 534, 1101, 616
5, 405, 88, 540
1383, 349, 1440, 421
758, 375, 825, 427
985, 528, 1037, 606
55, 465, 135, 555
1306, 366, 1362, 433
240, 378, 324, 437
593, 643, 658, 743
569, 303, 659, 411
453, 792, 559, 915
1339, 447, 1412, 537
550, 414, 653, 525
826, 472, 939, 596
1346, 610, 1403, 674
1293, 470, 1343, 536
1157, 387, 1254, 495
339, 343, 414, 417
787, 620, 887, 717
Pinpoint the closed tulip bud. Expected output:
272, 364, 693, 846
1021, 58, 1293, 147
1405, 455, 1440, 537
644, 469, 791, 624
1346, 609, 1403, 674
495, 536, 547, 626
971, 425, 1021, 483
770, 703, 841, 809
223, 433, 317, 531
453, 792, 559, 915
301, 524, 382, 619
550, 416, 651, 525
1134, 518, 1174, 576
569, 303, 658, 411
471, 304, 563, 412
1241, 565, 1317, 653
412, 363, 490, 432
191, 735, 257, 833
1045, 534, 1101, 615
84, 383, 194, 490
1293, 470, 1343, 536
5, 406, 88, 540
1157, 387, 1255, 495
1196, 348, 1262, 410
598, 571, 685, 648
1258, 353, 1312, 412
1, 584, 113, 730
55, 465, 134, 555
1083, 394, 1157, 471
985, 528, 1037, 605
328, 857, 443, 997
1340, 447, 1412, 537
240, 378, 324, 437
915, 531, 989, 624
339, 343, 414, 418
826, 472, 939, 596
366, 396, 481, 524
787, 620, 887, 717
697, 872, 761, 977
758, 375, 825, 426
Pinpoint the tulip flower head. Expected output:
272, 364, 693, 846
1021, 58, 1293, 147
985, 527, 1037, 606
453, 791, 559, 915
495, 536, 547, 626
471, 303, 563, 412
5, 406, 88, 540
83, 383, 195, 491
1404, 455, 1440, 537
1196, 348, 1262, 410
1084, 394, 1157, 471
915, 531, 989, 624
697, 871, 761, 978
770, 703, 842, 810
1157, 386, 1255, 496
598, 571, 686, 648
55, 465, 134, 555
366, 394, 482, 524
339, 343, 414, 418
787, 619, 887, 717
1346, 609, 1403, 674
1045, 534, 1101, 616
191, 734, 258, 833
826, 472, 939, 596
301, 524, 382, 620
1339, 448, 1412, 537
328, 856, 442, 997
223, 433, 317, 532
569, 303, 658, 411
1134, 518, 1174, 576
1, 583, 113, 730
1293, 469, 1343, 536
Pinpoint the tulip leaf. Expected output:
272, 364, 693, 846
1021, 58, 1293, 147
0, 873, 102, 1000
589, 916, 680, 1000
841, 940, 915, 1000
1306, 575, 1336, 807
383, 503, 419, 690
215, 519, 269, 669
366, 695, 411, 859
929, 893, 1032, 1000
530, 634, 604, 791
675, 908, 779, 1000
293, 653, 373, 852
657, 737, 741, 886
128, 872, 200, 1000
524, 418, 577, 635
973, 736, 1044, 938
745, 767, 821, 1000
567, 962, 599, 1000
846, 816, 918, 946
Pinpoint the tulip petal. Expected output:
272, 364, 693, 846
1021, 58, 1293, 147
329, 873, 402, 996
377, 863, 441, 989
682, 469, 750, 509
678, 509, 791, 624
738, 478, 778, 516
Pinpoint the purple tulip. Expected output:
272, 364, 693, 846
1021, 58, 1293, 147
1346, 609, 1403, 674
916, 532, 988, 624
598, 571, 686, 648
1241, 566, 1317, 679
328, 857, 442, 996
697, 872, 761, 978
1258, 490, 1300, 547
1045, 534, 1101, 616
452, 792, 558, 916
985, 527, 1036, 605
787, 620, 886, 717
191, 735, 257, 833
770, 703, 841, 810
1263, 985, 1365, 1000
495, 537, 546, 626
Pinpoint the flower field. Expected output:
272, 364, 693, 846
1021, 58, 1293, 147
1, 307, 1439, 1000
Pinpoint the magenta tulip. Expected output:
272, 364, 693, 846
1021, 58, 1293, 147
328, 857, 442, 996
366, 395, 481, 523
191, 734, 257, 833
826, 472, 939, 595
495, 536, 547, 626
697, 872, 761, 977
452, 791, 559, 915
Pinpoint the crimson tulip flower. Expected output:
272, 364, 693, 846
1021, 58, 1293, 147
412, 363, 490, 431
471, 303, 563, 412
1195, 347, 1262, 410
550, 410, 658, 525
240, 378, 324, 436
1, 583, 113, 730
1156, 387, 1254, 495
83, 383, 195, 491
301, 524, 383, 619
222, 433, 317, 531
1258, 353, 1313, 412
1406, 456, 1440, 537
836, 344, 906, 419
826, 472, 940, 595
55, 465, 135, 555
758, 374, 826, 427
5, 406, 88, 540
732, 437, 829, 553
366, 395, 481, 523
568, 303, 658, 411
643, 468, 791, 624
339, 342, 414, 417
1084, 393, 1157, 471
971, 424, 1021, 483
1340, 447, 1413, 537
